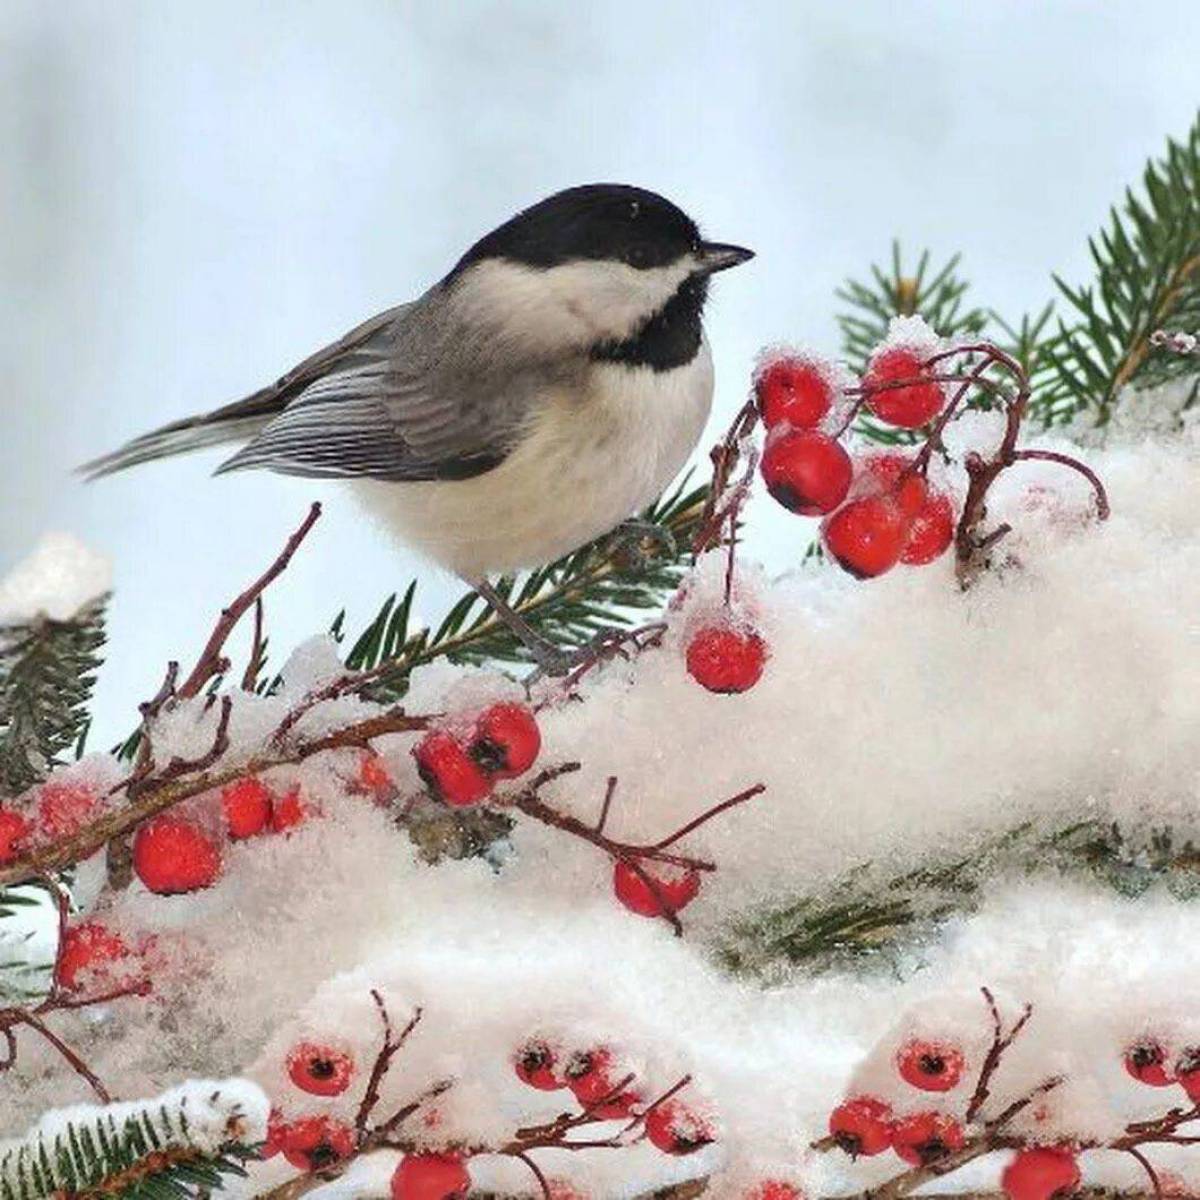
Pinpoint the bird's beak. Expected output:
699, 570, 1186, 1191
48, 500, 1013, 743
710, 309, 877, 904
694, 241, 755, 275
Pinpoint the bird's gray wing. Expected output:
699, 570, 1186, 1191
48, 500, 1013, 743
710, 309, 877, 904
214, 304, 520, 482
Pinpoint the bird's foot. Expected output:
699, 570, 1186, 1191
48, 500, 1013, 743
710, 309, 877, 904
608, 520, 678, 573
524, 622, 668, 690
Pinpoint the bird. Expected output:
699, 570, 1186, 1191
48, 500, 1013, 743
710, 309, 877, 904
82, 183, 754, 673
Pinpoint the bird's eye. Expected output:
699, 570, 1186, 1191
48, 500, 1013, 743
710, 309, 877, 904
624, 244, 652, 269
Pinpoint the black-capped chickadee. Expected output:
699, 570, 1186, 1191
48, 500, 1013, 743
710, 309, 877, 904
83, 184, 753, 671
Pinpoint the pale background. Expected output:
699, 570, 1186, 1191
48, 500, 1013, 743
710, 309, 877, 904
1, 0, 1197, 747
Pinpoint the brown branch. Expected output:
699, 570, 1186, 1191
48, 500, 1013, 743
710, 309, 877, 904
177, 503, 322, 700
966, 987, 1033, 1123
354, 993, 423, 1144
242, 598, 267, 692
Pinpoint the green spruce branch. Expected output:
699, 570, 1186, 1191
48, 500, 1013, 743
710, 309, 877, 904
1, 599, 107, 796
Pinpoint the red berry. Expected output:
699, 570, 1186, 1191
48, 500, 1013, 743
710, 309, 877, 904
262, 1108, 287, 1158
286, 1042, 356, 1097
612, 860, 701, 919
358, 752, 395, 801
566, 1048, 640, 1119
761, 430, 853, 516
1124, 1039, 1175, 1087
864, 347, 945, 428
828, 1096, 893, 1157
270, 785, 315, 833
892, 1112, 965, 1165
1175, 1048, 1200, 1101
0, 808, 32, 864
277, 1116, 355, 1173
756, 356, 835, 430
222, 778, 272, 839
1001, 1147, 1081, 1200
644, 1100, 714, 1156
896, 1039, 966, 1092
37, 781, 96, 840
413, 731, 493, 808
55, 921, 133, 993
132, 815, 222, 894
822, 496, 910, 579
862, 453, 929, 518
901, 493, 955, 566
469, 702, 541, 779
514, 1040, 565, 1091
745, 1185, 803, 1200
390, 1153, 470, 1200
686, 626, 767, 694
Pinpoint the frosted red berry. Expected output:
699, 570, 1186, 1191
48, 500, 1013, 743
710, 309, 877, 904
1124, 1039, 1175, 1087
222, 777, 272, 839
55, 921, 134, 993
514, 1040, 565, 1090
612, 859, 701, 919
892, 1112, 965, 1165
0, 808, 32, 865
133, 815, 222, 894
756, 356, 836, 431
823, 496, 910, 578
686, 626, 767, 694
37, 781, 96, 840
566, 1047, 641, 1118
744, 1184, 803, 1200
287, 1042, 356, 1097
278, 1116, 355, 1173
469, 702, 541, 779
358, 752, 395, 801
897, 1039, 966, 1092
862, 453, 929, 518
390, 1153, 470, 1200
829, 1096, 893, 1157
262, 1108, 287, 1158
761, 430, 853, 516
644, 1100, 714, 1156
1175, 1048, 1200, 1101
413, 731, 493, 807
901, 492, 955, 565
270, 785, 315, 833
1001, 1147, 1081, 1200
864, 347, 945, 428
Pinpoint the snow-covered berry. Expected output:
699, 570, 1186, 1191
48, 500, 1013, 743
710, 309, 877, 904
891, 1111, 965, 1165
612, 859, 701, 919
644, 1100, 714, 1155
413, 731, 493, 808
133, 815, 222, 894
270, 785, 316, 833
469, 702, 541, 779
0, 808, 32, 864
828, 1096, 893, 1157
862, 452, 929, 518
756, 355, 836, 431
358, 751, 395, 801
822, 496, 910, 578
744, 1184, 803, 1200
864, 347, 945, 428
286, 1042, 356, 1097
1175, 1048, 1200, 1101
761, 430, 853, 516
897, 1039, 966, 1092
222, 777, 272, 839
514, 1040, 565, 1091
1000, 1147, 1081, 1200
686, 626, 767, 694
901, 492, 955, 565
390, 1152, 470, 1200
55, 921, 136, 993
37, 780, 96, 839
1124, 1039, 1175, 1087
566, 1047, 641, 1118
277, 1116, 355, 1172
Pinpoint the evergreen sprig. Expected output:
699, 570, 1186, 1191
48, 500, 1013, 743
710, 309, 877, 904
0, 1089, 259, 1200
0, 599, 107, 797
1043, 110, 1200, 425
331, 479, 707, 700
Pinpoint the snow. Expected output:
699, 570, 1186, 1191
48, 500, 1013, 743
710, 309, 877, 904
0, 532, 112, 625
4, 420, 1200, 1194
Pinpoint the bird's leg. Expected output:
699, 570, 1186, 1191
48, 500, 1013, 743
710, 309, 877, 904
472, 578, 576, 677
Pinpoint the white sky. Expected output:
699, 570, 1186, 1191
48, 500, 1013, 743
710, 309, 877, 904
1, 0, 1198, 748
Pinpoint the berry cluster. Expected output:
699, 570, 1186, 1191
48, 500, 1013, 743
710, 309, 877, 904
755, 343, 958, 579
413, 701, 541, 807
0, 778, 104, 867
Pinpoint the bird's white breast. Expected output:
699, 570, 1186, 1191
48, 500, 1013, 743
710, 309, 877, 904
352, 343, 714, 581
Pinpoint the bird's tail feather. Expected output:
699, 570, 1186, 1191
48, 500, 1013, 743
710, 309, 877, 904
78, 388, 284, 481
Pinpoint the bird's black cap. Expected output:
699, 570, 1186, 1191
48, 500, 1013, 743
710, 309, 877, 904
448, 183, 705, 277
